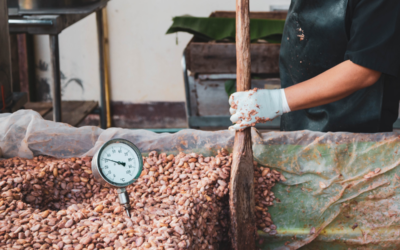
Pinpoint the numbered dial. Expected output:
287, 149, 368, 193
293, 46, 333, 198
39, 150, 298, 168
93, 139, 143, 187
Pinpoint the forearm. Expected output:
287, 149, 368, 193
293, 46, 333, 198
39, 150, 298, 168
285, 60, 381, 111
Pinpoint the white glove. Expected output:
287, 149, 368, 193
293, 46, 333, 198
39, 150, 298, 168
229, 88, 291, 131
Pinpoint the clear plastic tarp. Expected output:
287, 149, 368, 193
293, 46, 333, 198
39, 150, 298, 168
2, 110, 400, 249
0, 110, 234, 158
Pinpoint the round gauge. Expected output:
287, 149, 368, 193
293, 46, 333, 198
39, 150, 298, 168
91, 139, 143, 188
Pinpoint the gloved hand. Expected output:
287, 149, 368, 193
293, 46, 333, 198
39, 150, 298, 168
229, 88, 291, 131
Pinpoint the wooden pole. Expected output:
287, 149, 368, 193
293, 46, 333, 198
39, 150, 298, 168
0, 0, 13, 108
229, 0, 256, 249
101, 7, 112, 128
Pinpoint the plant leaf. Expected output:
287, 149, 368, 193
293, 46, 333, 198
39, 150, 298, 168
225, 80, 236, 98
166, 16, 285, 43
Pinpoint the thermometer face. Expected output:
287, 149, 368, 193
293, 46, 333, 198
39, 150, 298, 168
92, 139, 143, 187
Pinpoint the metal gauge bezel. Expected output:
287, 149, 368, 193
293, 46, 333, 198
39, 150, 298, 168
92, 138, 143, 188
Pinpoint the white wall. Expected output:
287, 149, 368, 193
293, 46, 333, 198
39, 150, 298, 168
34, 0, 290, 103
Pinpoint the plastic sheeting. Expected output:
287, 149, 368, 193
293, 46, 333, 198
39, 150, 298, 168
254, 131, 400, 249
2, 110, 400, 249
0, 110, 235, 158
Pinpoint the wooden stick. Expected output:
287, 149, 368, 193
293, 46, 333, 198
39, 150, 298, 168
229, 0, 256, 249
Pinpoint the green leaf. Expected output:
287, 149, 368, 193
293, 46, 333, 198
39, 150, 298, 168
166, 16, 285, 43
224, 80, 236, 98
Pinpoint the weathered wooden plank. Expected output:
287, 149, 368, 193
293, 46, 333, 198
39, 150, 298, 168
24, 102, 53, 116
210, 11, 287, 20
229, 0, 256, 249
186, 42, 280, 74
9, 92, 28, 113
189, 116, 280, 129
43, 101, 98, 126
78, 101, 187, 128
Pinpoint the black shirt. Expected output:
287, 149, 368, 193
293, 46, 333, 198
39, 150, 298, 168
345, 0, 400, 131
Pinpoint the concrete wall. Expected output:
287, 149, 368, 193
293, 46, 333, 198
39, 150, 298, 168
33, 0, 290, 127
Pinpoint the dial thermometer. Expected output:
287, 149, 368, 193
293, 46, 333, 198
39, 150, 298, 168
91, 139, 143, 217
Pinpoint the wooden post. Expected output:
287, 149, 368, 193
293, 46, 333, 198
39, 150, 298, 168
96, 9, 108, 129
0, 0, 13, 107
229, 0, 256, 249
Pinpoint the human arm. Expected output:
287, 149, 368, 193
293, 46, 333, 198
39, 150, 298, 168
229, 0, 400, 131
229, 60, 381, 130
285, 59, 381, 111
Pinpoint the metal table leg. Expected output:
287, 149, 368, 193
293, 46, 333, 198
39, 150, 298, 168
0, 1, 13, 111
49, 34, 62, 122
96, 8, 107, 129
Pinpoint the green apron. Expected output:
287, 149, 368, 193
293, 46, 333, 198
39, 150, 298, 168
279, 0, 385, 133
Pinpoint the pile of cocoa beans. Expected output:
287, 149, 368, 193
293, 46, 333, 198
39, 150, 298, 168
0, 149, 283, 250
253, 162, 285, 235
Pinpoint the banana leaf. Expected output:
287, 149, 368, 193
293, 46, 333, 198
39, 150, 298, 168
166, 16, 285, 43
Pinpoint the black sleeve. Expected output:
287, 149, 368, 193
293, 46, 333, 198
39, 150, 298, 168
344, 0, 400, 77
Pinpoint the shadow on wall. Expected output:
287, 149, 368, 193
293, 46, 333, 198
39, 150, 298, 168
35, 60, 84, 101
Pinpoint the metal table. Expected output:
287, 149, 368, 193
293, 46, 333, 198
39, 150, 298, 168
8, 0, 109, 129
